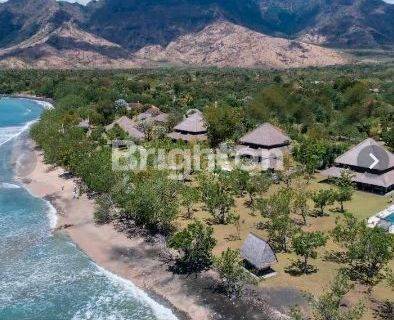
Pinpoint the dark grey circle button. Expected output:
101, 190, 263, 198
357, 145, 390, 171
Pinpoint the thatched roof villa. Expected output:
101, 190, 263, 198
134, 106, 169, 124
241, 233, 278, 276
167, 110, 208, 142
321, 138, 394, 194
106, 116, 145, 142
236, 123, 291, 170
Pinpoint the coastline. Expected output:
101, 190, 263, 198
2, 94, 54, 109
16, 141, 193, 320
17, 139, 289, 320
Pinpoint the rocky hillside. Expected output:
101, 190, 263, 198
0, 23, 135, 69
135, 22, 348, 68
0, 0, 391, 69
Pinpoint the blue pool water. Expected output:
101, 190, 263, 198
0, 98, 176, 320
383, 213, 394, 224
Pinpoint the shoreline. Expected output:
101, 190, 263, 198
16, 139, 289, 320
16, 141, 191, 320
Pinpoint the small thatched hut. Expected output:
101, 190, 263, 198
106, 116, 145, 142
167, 110, 207, 142
236, 123, 291, 170
240, 233, 277, 274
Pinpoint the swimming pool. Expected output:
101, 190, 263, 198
368, 205, 394, 234
383, 212, 394, 224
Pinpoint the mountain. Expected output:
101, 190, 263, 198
85, 0, 394, 50
0, 22, 135, 69
135, 22, 346, 68
257, 0, 394, 48
0, 0, 392, 69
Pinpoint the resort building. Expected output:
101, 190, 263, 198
235, 123, 291, 170
106, 116, 145, 142
167, 110, 208, 143
241, 233, 278, 277
134, 106, 169, 124
321, 138, 394, 194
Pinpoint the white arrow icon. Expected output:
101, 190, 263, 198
369, 153, 379, 169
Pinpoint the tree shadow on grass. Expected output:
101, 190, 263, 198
285, 260, 318, 276
323, 250, 348, 264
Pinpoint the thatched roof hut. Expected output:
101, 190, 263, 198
135, 106, 169, 124
239, 123, 291, 148
240, 233, 277, 270
106, 116, 145, 141
236, 123, 291, 170
335, 138, 394, 171
167, 110, 207, 142
321, 138, 394, 194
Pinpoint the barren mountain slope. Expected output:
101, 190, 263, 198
0, 23, 136, 69
134, 22, 349, 68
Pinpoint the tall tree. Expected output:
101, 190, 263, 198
293, 188, 310, 225
200, 175, 235, 224
204, 103, 244, 147
312, 189, 336, 216
168, 220, 216, 274
334, 170, 355, 212
245, 172, 272, 209
214, 248, 255, 298
291, 231, 327, 274
180, 185, 200, 219
310, 273, 364, 320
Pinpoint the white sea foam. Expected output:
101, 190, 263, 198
44, 200, 58, 230
0, 120, 37, 147
0, 182, 21, 189
34, 100, 54, 110
21, 185, 59, 231
93, 264, 178, 320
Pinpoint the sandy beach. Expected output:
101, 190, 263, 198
16, 140, 289, 320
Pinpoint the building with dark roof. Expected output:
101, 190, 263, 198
240, 233, 278, 273
167, 110, 208, 143
106, 116, 145, 142
235, 123, 291, 170
321, 138, 394, 194
134, 106, 169, 124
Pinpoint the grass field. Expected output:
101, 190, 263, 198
176, 173, 393, 318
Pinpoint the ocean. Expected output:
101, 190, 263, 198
0, 97, 177, 320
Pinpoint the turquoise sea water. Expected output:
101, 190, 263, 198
0, 98, 177, 320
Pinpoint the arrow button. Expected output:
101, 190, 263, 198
369, 153, 379, 169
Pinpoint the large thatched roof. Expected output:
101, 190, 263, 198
240, 233, 277, 270
135, 106, 168, 123
106, 116, 145, 141
321, 166, 394, 189
167, 131, 208, 142
173, 110, 207, 133
235, 145, 287, 170
335, 138, 394, 170
239, 123, 290, 147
